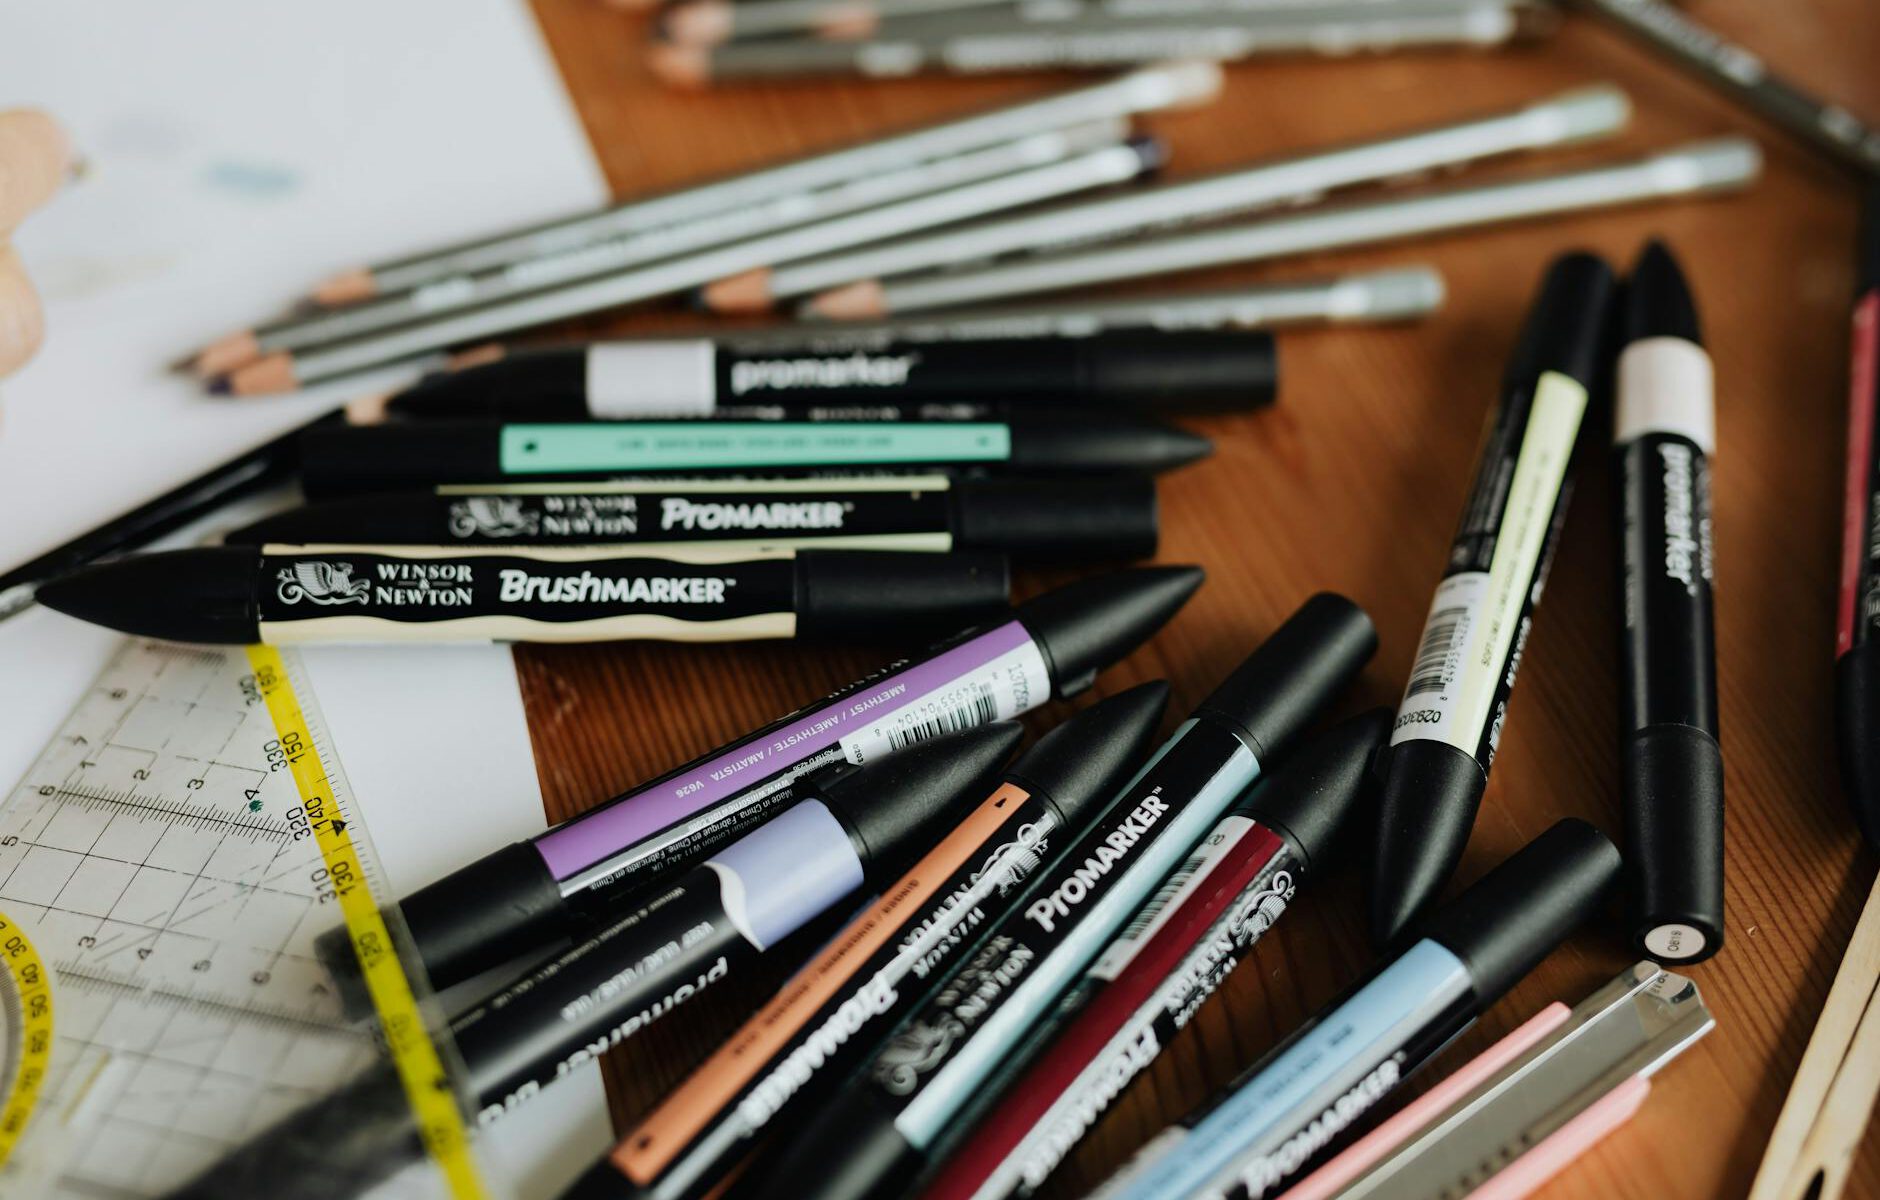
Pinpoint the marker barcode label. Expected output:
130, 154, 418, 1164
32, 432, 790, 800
840, 639, 1050, 764
1404, 605, 1469, 697
1089, 816, 1254, 982
884, 682, 999, 753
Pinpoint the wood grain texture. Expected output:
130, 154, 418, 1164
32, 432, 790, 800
512, 2, 1880, 1195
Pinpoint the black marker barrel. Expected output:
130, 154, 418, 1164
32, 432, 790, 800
166, 722, 1023, 1200
1837, 182, 1880, 850
381, 329, 1279, 420
569, 683, 1171, 1200
1615, 240, 1723, 963
1373, 252, 1617, 946
225, 476, 1160, 563
334, 566, 1202, 995
296, 417, 1213, 498
35, 545, 1010, 647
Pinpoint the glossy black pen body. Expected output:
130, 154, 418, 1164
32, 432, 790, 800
164, 723, 1023, 1200
1614, 240, 1723, 963
35, 544, 1010, 647
1372, 252, 1617, 946
378, 329, 1278, 421
1837, 183, 1880, 849
225, 475, 1161, 564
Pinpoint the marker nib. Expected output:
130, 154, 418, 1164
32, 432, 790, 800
1369, 741, 1486, 949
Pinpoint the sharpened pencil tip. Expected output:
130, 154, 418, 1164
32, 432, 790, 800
702, 268, 773, 314
193, 330, 262, 378
648, 41, 711, 89
802, 279, 886, 321
662, 0, 733, 45
205, 374, 232, 396
312, 267, 378, 306
226, 352, 298, 397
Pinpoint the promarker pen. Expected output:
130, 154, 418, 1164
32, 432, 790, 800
376, 330, 1278, 420
1092, 819, 1621, 1200
921, 709, 1389, 1200
168, 722, 1023, 1200
335, 566, 1203, 994
36, 544, 1009, 646
224, 476, 1161, 564
1614, 240, 1723, 963
297, 417, 1213, 498
563, 683, 1170, 1200
747, 592, 1378, 1200
1836, 182, 1880, 849
1372, 252, 1616, 945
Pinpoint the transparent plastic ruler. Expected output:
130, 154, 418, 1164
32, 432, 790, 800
0, 639, 485, 1199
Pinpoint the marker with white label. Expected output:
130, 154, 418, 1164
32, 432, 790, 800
1614, 240, 1723, 963
321, 566, 1205, 995
1372, 252, 1617, 946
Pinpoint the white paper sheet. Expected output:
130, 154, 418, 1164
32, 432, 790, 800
0, 2, 617, 1196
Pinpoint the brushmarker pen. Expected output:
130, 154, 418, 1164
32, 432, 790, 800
334, 566, 1203, 994
746, 592, 1378, 1200
1092, 819, 1621, 1200
1372, 252, 1616, 945
168, 723, 1023, 1200
563, 683, 1170, 1200
376, 330, 1278, 420
1614, 240, 1723, 963
226, 476, 1160, 563
920, 709, 1389, 1200
297, 417, 1214, 498
1836, 182, 1880, 849
37, 544, 1009, 647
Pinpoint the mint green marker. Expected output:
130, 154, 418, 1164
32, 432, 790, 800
298, 418, 1212, 498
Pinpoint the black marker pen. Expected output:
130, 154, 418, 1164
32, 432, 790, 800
1372, 252, 1616, 945
36, 545, 1009, 647
332, 566, 1202, 995
165, 721, 1024, 1200
224, 475, 1160, 563
296, 417, 1213, 498
1614, 240, 1723, 963
376, 329, 1278, 420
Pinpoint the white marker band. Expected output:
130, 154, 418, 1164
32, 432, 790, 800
588, 340, 718, 418
1615, 337, 1715, 453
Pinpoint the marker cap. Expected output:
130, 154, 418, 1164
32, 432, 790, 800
1625, 724, 1725, 962
1501, 251, 1618, 393
1418, 818, 1620, 1005
1193, 592, 1377, 763
1005, 680, 1170, 831
813, 721, 1024, 876
1015, 565, 1204, 697
954, 476, 1158, 561
1242, 707, 1389, 874
1070, 329, 1278, 412
793, 551, 1011, 641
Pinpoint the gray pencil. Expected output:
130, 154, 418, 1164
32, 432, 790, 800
834, 138, 1763, 315
651, 1, 1550, 84
216, 138, 1167, 395
199, 119, 1129, 371
311, 61, 1221, 303
1570, 0, 1880, 174
663, 0, 1018, 44
717, 85, 1627, 314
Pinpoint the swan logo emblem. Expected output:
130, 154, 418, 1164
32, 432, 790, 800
276, 561, 370, 606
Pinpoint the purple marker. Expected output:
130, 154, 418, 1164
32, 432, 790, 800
330, 565, 1204, 996
175, 722, 1026, 1200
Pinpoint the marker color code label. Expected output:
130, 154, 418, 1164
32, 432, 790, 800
497, 422, 1014, 475
247, 647, 487, 1200
1393, 371, 1588, 757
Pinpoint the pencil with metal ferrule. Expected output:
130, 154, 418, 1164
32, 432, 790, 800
743, 85, 1626, 315
308, 61, 1221, 302
836, 139, 1758, 317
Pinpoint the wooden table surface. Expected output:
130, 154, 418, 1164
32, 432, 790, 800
508, 3, 1880, 1196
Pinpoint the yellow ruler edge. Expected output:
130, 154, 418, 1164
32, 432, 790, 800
0, 914, 52, 1170
246, 645, 488, 1200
